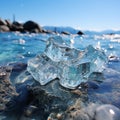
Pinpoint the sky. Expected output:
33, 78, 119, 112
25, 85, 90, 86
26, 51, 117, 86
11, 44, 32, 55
0, 0, 120, 31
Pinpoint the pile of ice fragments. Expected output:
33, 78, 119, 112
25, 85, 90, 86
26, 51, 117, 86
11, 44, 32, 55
27, 36, 108, 89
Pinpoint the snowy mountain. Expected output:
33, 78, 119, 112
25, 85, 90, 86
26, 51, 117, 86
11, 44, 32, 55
43, 26, 79, 34
43, 26, 120, 35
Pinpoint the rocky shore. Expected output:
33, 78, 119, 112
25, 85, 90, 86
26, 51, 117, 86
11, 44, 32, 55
0, 66, 18, 112
0, 62, 120, 120
0, 18, 120, 120
0, 18, 84, 35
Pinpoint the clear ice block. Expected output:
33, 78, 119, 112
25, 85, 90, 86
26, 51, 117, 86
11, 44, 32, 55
45, 36, 83, 62
27, 36, 108, 89
59, 45, 108, 89
82, 45, 108, 73
59, 61, 90, 89
27, 54, 59, 85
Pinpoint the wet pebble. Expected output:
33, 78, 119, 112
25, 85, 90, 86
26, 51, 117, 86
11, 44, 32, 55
0, 66, 17, 112
78, 81, 99, 91
8, 62, 27, 72
24, 105, 37, 117
108, 56, 120, 62
95, 104, 120, 120
64, 102, 120, 120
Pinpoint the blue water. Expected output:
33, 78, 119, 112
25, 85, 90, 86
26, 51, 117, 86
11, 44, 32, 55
0, 32, 120, 108
0, 32, 120, 70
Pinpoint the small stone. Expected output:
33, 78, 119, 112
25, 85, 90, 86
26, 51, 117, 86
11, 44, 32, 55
24, 105, 37, 117
0, 66, 17, 112
25, 109, 32, 117
47, 117, 52, 120
95, 104, 120, 120
56, 113, 63, 120
71, 89, 82, 96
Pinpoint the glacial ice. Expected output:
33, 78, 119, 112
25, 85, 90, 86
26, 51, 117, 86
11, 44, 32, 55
44, 36, 82, 62
27, 54, 59, 85
27, 36, 108, 89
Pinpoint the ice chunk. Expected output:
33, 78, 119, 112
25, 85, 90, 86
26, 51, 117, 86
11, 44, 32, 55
27, 36, 108, 89
81, 45, 108, 74
59, 45, 108, 88
27, 54, 59, 85
45, 36, 83, 62
59, 62, 90, 89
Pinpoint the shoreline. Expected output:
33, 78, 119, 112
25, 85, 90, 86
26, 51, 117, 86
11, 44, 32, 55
0, 18, 84, 35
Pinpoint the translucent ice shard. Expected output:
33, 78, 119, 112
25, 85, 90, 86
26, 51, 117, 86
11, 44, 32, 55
59, 61, 90, 89
27, 36, 108, 89
27, 54, 59, 85
59, 45, 108, 88
45, 36, 83, 62
82, 45, 108, 74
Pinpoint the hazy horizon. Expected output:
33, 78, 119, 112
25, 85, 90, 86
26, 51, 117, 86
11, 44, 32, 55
0, 0, 120, 31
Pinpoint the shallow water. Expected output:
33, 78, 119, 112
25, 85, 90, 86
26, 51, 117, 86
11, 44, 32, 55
0, 32, 120, 119
0, 32, 120, 66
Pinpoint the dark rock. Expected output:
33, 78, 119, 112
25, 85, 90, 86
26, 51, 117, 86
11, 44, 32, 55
64, 102, 120, 120
23, 20, 43, 33
77, 31, 84, 35
63, 99, 90, 120
15, 83, 30, 103
4, 83, 32, 119
0, 66, 18, 112
86, 81, 99, 89
88, 72, 104, 83
95, 104, 120, 120
0, 25, 10, 32
5, 19, 12, 27
64, 110, 89, 120
13, 70, 35, 86
8, 62, 27, 84
61, 31, 70, 35
10, 24, 23, 32
0, 18, 7, 25
24, 105, 37, 117
13, 75, 87, 119
10, 21, 24, 32
78, 72, 104, 91
108, 55, 120, 62
9, 62, 27, 72
13, 21, 23, 26
10, 67, 90, 119
78, 81, 99, 92
43, 29, 54, 34
28, 80, 71, 109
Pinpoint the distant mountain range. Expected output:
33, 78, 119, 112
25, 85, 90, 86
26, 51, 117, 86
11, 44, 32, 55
43, 26, 120, 35
43, 26, 78, 34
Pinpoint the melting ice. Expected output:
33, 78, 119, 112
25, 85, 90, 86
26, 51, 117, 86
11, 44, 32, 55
27, 36, 108, 89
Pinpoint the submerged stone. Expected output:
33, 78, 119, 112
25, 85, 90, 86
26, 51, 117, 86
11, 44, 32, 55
0, 66, 18, 112
64, 103, 120, 120
27, 36, 108, 89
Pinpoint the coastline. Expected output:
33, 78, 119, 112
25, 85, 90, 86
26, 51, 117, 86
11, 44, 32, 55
0, 18, 84, 36
0, 19, 120, 120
